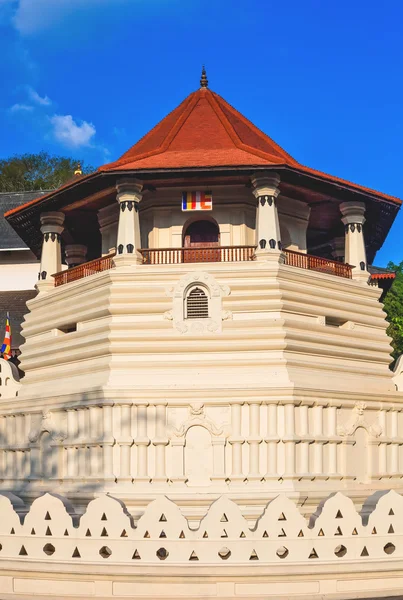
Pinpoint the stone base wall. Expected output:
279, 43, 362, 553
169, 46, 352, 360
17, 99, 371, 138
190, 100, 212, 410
0, 489, 402, 598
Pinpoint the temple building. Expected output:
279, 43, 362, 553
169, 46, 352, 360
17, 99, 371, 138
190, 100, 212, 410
0, 69, 402, 599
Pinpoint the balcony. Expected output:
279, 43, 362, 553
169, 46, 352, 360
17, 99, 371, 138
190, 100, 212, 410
52, 247, 352, 287
139, 245, 256, 265
53, 253, 115, 287
284, 249, 352, 279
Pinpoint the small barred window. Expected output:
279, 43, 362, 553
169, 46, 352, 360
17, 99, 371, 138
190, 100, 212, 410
186, 287, 209, 319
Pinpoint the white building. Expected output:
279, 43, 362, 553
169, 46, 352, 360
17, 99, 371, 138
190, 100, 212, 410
0, 71, 401, 598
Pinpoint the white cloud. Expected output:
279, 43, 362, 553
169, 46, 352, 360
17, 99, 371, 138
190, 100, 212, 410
27, 86, 51, 106
9, 102, 33, 112
7, 0, 131, 35
50, 114, 96, 148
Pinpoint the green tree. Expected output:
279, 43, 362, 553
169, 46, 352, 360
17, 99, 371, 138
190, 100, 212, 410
0, 152, 95, 192
383, 260, 403, 363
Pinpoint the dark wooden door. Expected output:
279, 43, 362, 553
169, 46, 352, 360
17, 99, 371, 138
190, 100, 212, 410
183, 220, 220, 263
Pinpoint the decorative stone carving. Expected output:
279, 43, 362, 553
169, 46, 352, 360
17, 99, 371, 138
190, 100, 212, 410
172, 403, 225, 438
28, 410, 67, 443
337, 402, 382, 437
166, 271, 230, 334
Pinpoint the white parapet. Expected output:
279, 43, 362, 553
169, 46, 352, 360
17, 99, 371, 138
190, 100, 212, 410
0, 489, 401, 598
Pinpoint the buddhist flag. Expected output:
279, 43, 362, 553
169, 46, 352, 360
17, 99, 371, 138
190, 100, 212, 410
1, 313, 11, 361
182, 191, 212, 211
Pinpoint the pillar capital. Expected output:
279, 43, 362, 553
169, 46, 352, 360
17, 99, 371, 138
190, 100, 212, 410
330, 236, 345, 261
65, 244, 87, 268
339, 201, 366, 225
39, 211, 65, 235
251, 172, 281, 199
116, 179, 143, 203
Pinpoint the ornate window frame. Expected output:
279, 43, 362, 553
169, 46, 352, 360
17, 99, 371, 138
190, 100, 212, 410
165, 271, 231, 334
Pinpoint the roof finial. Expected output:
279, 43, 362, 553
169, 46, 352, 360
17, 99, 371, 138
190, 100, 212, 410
200, 65, 208, 89
74, 162, 82, 176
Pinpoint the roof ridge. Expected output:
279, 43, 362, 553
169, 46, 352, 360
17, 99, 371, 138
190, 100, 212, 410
210, 90, 299, 165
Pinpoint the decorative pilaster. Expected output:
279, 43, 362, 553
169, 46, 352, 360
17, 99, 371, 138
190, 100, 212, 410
64, 244, 87, 268
388, 410, 399, 476
312, 405, 324, 476
340, 201, 368, 281
327, 406, 338, 476
229, 402, 244, 483
247, 402, 262, 482
115, 179, 143, 264
66, 409, 78, 479
283, 403, 296, 478
37, 211, 65, 290
378, 410, 387, 476
265, 403, 278, 478
134, 403, 150, 483
102, 405, 115, 482
118, 404, 133, 483
153, 403, 168, 484
251, 172, 282, 260
170, 438, 187, 485
298, 404, 310, 475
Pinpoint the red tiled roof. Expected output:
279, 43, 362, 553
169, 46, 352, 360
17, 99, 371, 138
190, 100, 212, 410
4, 86, 401, 222
99, 88, 297, 172
97, 87, 400, 205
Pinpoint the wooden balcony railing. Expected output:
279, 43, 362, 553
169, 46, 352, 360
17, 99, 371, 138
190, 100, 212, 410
139, 246, 256, 264
284, 249, 352, 279
51, 247, 352, 287
53, 253, 115, 287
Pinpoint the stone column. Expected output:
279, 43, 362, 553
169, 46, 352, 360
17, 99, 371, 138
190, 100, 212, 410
38, 212, 65, 290
153, 403, 168, 484
229, 402, 244, 483
65, 244, 87, 268
115, 179, 143, 264
340, 201, 368, 281
247, 402, 262, 482
251, 172, 281, 260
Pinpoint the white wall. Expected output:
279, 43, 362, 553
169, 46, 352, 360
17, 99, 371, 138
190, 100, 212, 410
0, 250, 39, 291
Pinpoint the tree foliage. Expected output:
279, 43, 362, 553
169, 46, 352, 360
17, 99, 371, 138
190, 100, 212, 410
0, 152, 95, 192
383, 261, 403, 363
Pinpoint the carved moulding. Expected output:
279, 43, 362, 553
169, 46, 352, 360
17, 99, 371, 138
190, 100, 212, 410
165, 271, 231, 334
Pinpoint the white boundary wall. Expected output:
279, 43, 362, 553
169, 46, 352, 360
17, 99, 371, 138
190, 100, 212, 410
0, 489, 402, 598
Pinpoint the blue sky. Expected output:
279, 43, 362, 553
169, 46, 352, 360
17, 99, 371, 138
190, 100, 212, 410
0, 0, 402, 265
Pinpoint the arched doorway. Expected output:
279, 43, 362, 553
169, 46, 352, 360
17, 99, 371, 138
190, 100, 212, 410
183, 219, 220, 263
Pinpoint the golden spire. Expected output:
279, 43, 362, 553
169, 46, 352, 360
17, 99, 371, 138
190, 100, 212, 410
74, 162, 83, 176
200, 66, 208, 89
